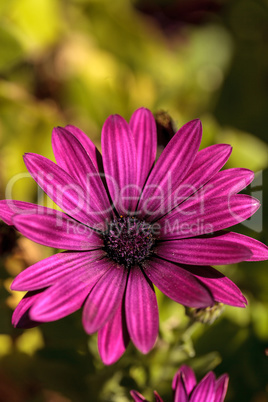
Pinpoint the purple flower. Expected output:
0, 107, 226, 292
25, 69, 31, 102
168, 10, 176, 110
131, 365, 229, 402
0, 108, 267, 364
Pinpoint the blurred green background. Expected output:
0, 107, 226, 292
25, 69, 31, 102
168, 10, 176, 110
0, 0, 268, 401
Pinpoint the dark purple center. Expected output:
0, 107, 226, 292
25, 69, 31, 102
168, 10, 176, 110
103, 216, 155, 267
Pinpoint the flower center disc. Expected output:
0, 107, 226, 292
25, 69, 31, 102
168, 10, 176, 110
103, 216, 155, 267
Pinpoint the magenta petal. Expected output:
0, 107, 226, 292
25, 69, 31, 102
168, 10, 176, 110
153, 144, 232, 220
143, 257, 213, 308
186, 265, 247, 307
183, 168, 254, 211
214, 232, 268, 261
130, 390, 148, 402
125, 267, 159, 353
30, 270, 89, 321
156, 238, 251, 265
11, 250, 105, 291
215, 374, 229, 402
82, 263, 127, 334
30, 260, 109, 322
13, 210, 102, 250
12, 290, 43, 328
64, 125, 102, 170
173, 373, 188, 402
190, 372, 216, 402
139, 119, 202, 218
160, 195, 260, 240
177, 144, 233, 198
52, 127, 92, 186
153, 391, 164, 402
51, 128, 111, 220
147, 164, 252, 224
173, 365, 196, 395
129, 108, 157, 190
98, 299, 129, 365
101, 114, 138, 214
0, 200, 40, 226
200, 168, 254, 198
23, 153, 108, 226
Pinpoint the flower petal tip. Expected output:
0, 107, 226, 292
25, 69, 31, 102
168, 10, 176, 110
99, 354, 121, 366
130, 390, 147, 402
10, 276, 28, 292
52, 126, 62, 138
9, 280, 17, 291
28, 308, 42, 322
227, 144, 232, 155
189, 118, 202, 130
138, 343, 155, 355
